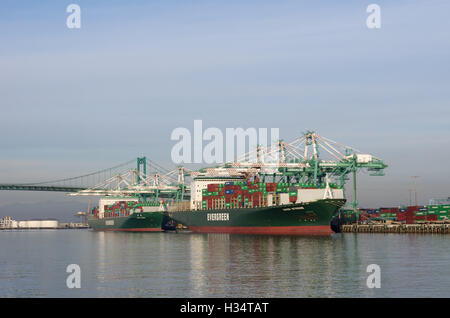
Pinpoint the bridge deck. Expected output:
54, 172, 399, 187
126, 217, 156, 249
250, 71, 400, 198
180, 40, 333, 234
0, 185, 86, 192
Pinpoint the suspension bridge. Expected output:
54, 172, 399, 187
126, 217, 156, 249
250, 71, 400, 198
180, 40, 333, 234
0, 158, 189, 197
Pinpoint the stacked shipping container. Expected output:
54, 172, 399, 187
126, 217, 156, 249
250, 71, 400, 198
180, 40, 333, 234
352, 205, 450, 224
202, 181, 270, 210
428, 205, 450, 221
98, 201, 160, 219
379, 207, 398, 219
200, 181, 340, 210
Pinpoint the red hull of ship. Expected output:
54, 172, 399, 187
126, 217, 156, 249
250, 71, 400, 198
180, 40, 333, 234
188, 225, 334, 236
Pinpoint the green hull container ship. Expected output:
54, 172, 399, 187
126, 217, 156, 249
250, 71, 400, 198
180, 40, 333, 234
88, 197, 167, 232
169, 199, 345, 236
167, 178, 346, 236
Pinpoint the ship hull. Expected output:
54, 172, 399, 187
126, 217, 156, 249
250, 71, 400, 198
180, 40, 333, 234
88, 211, 165, 232
169, 199, 345, 236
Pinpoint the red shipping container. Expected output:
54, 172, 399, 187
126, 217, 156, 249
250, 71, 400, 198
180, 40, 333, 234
396, 211, 407, 218
405, 217, 415, 224
207, 184, 219, 192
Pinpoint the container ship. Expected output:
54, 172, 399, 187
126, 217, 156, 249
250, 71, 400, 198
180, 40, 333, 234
167, 176, 346, 236
88, 197, 173, 231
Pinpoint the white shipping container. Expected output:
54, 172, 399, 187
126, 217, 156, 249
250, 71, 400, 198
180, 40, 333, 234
296, 188, 345, 203
331, 189, 345, 199
267, 194, 273, 207
279, 193, 290, 205
296, 189, 325, 203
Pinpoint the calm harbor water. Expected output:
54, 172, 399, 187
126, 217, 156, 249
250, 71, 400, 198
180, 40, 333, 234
0, 230, 449, 297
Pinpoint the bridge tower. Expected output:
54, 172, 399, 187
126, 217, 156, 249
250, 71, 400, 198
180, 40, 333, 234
136, 157, 147, 184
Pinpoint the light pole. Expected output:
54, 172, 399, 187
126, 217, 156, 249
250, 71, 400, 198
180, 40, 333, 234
411, 176, 420, 206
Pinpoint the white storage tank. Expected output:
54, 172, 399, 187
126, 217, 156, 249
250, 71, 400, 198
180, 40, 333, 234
40, 219, 59, 229
18, 220, 29, 228
27, 220, 42, 228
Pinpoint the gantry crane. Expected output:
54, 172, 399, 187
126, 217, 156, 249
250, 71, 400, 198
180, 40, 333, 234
190, 131, 387, 212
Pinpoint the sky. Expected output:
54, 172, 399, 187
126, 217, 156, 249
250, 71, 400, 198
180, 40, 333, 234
0, 1, 449, 221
